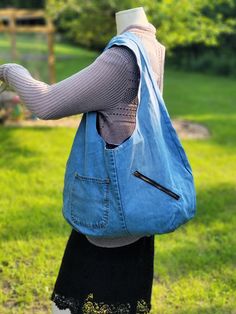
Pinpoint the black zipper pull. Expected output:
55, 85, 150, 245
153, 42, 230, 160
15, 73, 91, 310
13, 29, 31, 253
133, 170, 180, 200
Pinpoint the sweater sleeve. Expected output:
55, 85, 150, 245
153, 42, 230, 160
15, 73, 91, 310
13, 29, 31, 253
0, 46, 136, 120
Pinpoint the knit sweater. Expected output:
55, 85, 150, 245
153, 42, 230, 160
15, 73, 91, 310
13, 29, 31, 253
0, 22, 165, 248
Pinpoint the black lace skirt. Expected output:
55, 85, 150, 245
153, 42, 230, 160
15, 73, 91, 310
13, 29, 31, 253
50, 228, 155, 314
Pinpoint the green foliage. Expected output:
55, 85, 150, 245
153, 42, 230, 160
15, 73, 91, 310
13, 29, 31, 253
46, 0, 121, 50
0, 0, 44, 9
167, 44, 236, 77
45, 0, 236, 52
151, 0, 236, 51
164, 1, 236, 77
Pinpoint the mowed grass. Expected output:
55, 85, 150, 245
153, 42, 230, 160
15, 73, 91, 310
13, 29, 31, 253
0, 34, 236, 313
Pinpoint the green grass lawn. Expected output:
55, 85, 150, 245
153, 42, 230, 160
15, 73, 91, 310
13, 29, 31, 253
0, 34, 236, 313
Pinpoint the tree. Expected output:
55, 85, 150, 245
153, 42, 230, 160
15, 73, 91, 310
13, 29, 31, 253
45, 0, 236, 53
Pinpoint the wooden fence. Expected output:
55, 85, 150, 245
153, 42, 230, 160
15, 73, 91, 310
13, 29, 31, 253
0, 8, 56, 83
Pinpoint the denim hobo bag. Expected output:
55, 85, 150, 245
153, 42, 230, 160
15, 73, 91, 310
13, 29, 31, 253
62, 31, 197, 238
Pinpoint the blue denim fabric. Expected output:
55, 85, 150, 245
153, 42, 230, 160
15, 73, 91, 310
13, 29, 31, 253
62, 31, 197, 237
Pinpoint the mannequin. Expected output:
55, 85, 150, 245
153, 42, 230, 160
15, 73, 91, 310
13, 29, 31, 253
116, 7, 149, 35
52, 6, 152, 314
0, 4, 161, 312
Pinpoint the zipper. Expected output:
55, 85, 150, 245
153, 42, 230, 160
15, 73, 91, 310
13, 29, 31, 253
133, 170, 180, 200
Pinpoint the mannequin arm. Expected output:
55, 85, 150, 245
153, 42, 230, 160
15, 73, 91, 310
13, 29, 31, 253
0, 46, 133, 120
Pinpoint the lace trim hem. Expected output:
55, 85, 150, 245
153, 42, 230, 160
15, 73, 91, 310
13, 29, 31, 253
51, 292, 151, 314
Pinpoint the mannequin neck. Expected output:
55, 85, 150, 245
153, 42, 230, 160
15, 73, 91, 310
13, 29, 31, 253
115, 7, 149, 35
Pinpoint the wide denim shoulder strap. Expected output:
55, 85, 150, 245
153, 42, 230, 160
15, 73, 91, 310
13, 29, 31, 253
102, 31, 178, 128
103, 31, 163, 100
102, 31, 193, 174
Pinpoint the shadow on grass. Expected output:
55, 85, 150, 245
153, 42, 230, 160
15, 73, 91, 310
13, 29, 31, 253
173, 305, 235, 314
1, 181, 235, 260
0, 126, 57, 173
0, 201, 71, 241
1, 125, 235, 289
154, 183, 236, 286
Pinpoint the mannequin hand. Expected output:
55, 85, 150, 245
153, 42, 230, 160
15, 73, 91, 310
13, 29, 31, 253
0, 80, 8, 94
0, 63, 25, 94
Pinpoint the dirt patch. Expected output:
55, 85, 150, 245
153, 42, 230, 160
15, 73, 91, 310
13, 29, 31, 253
4, 116, 81, 128
172, 118, 211, 139
4, 117, 211, 139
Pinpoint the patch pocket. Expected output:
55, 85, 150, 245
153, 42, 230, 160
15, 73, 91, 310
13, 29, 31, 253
70, 172, 110, 228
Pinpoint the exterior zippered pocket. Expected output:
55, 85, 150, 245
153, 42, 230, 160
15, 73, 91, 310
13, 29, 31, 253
133, 170, 180, 200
